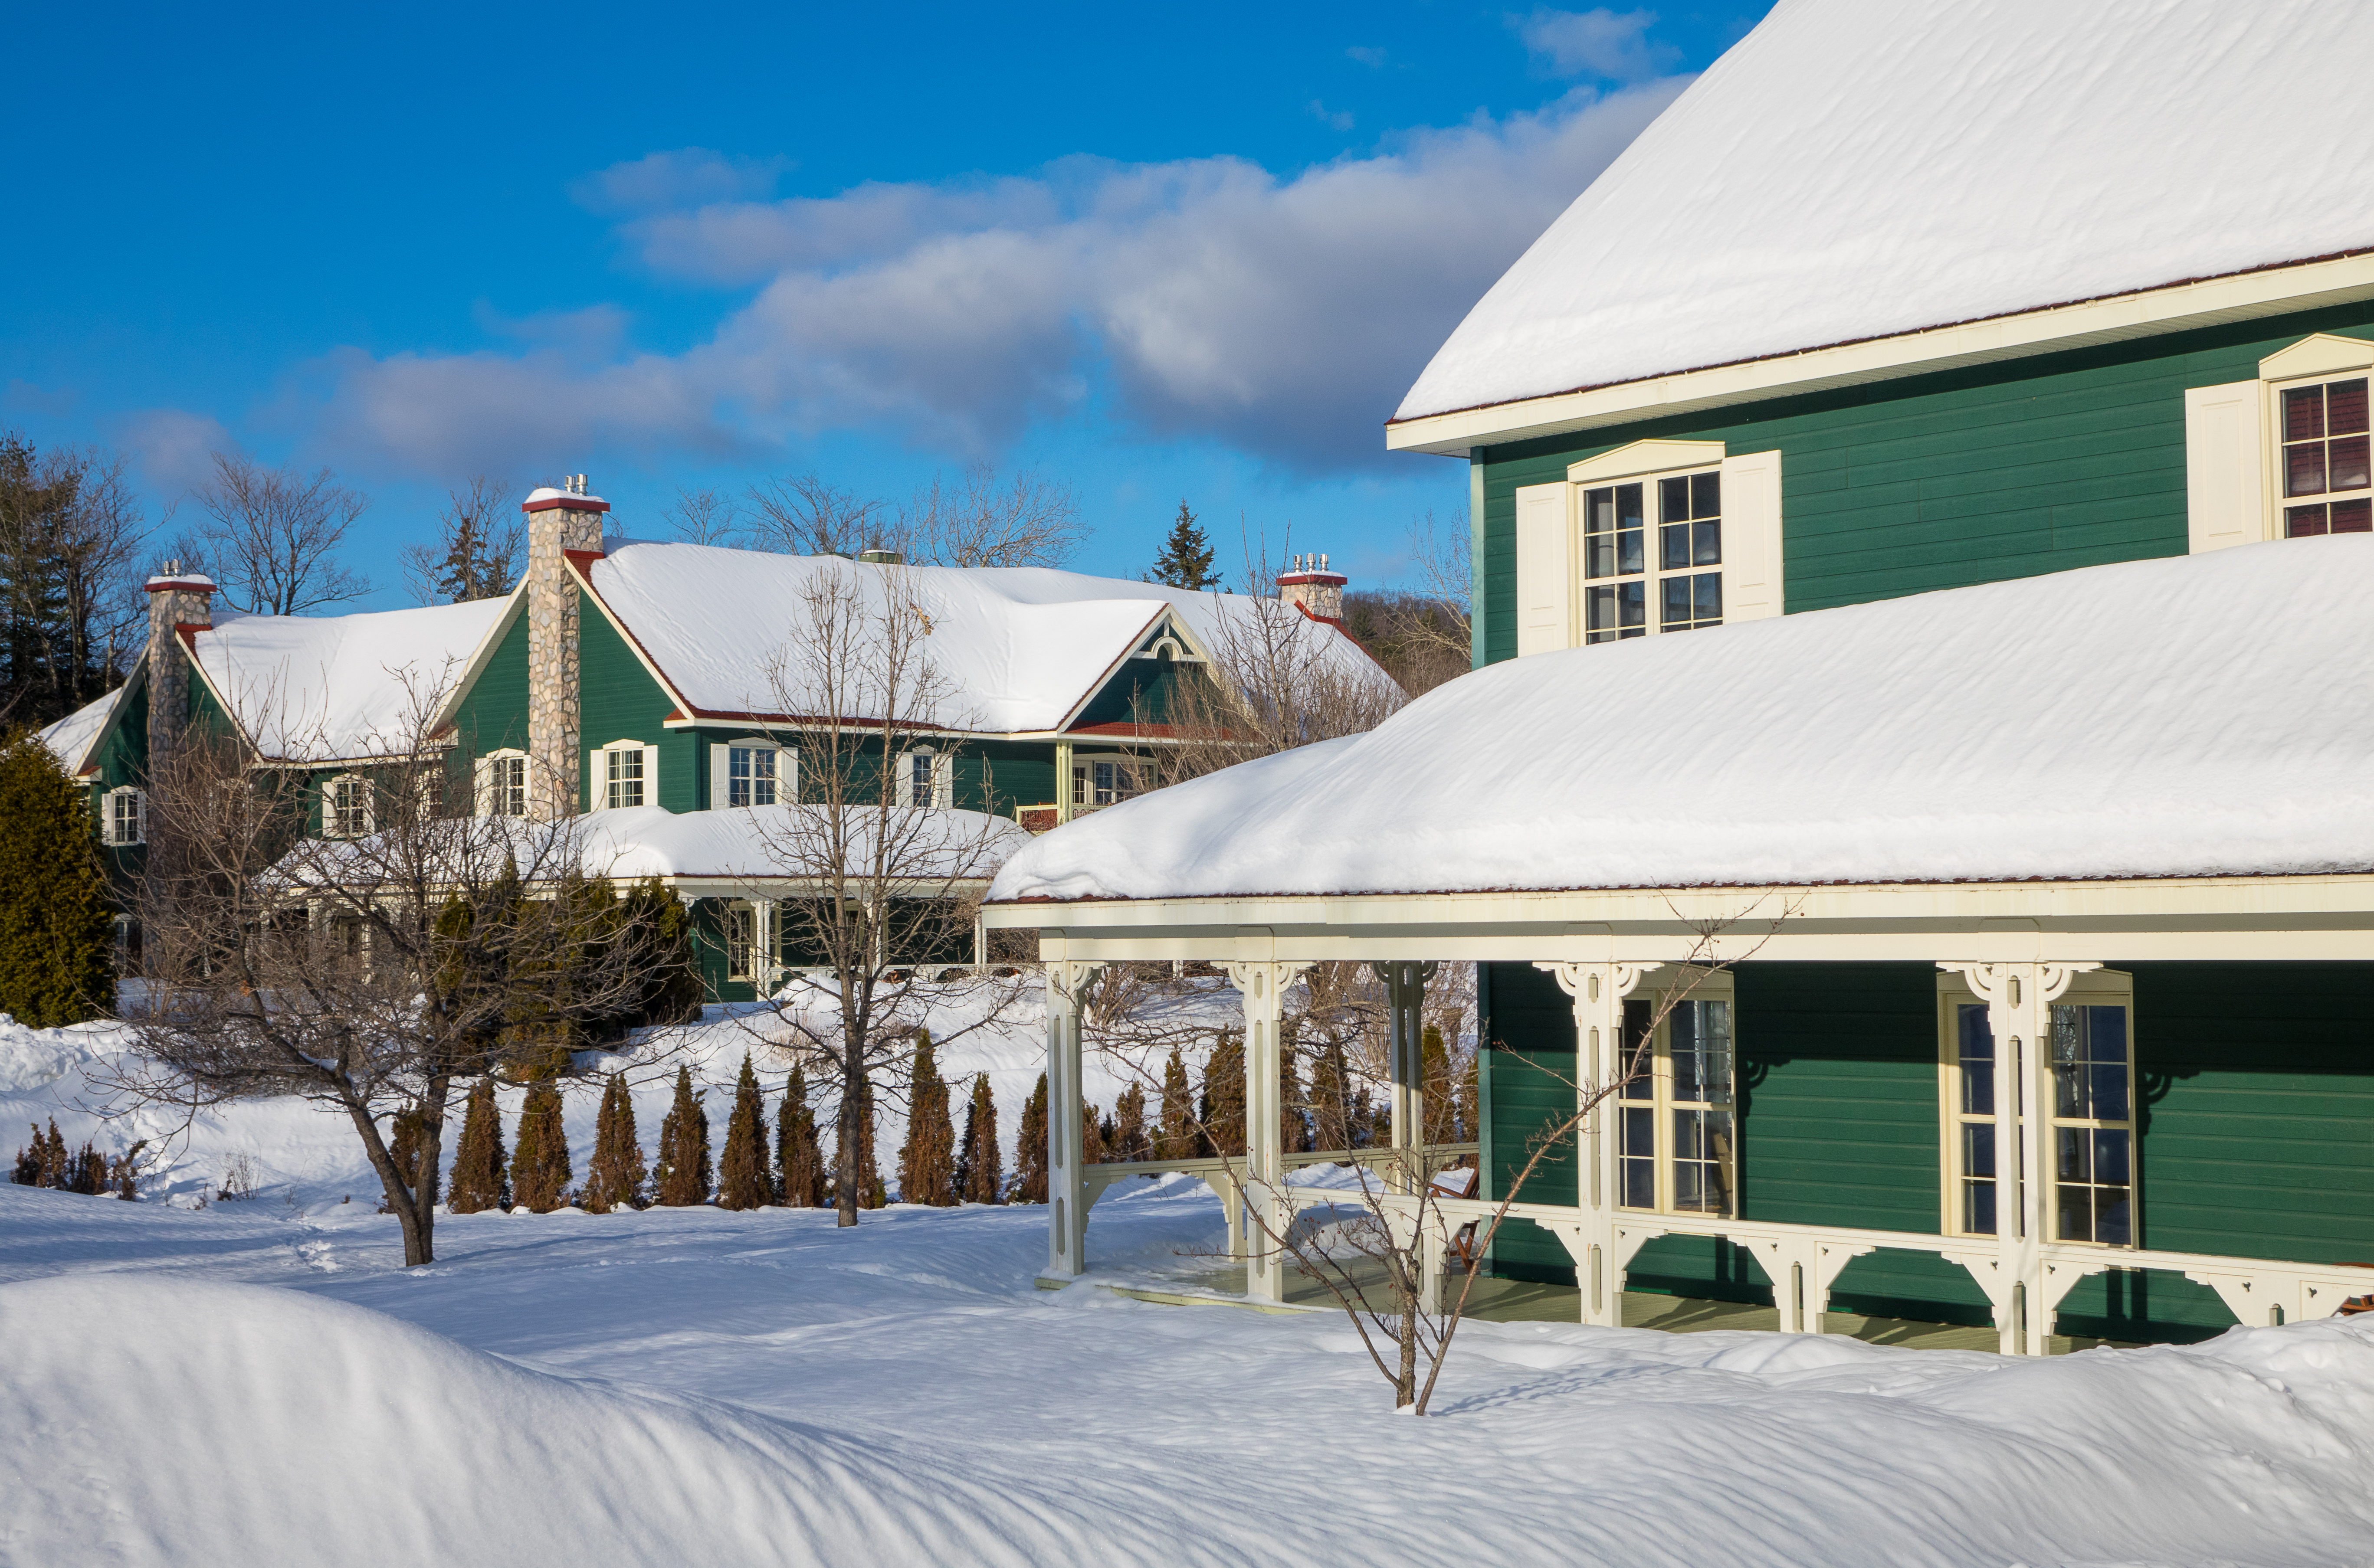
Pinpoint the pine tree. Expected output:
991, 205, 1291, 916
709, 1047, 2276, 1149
0, 733, 115, 1028
1082, 1100, 1106, 1167
1113, 1083, 1149, 1162
1202, 1031, 1246, 1156
655, 1065, 711, 1206
777, 1066, 826, 1207
582, 1071, 646, 1212
617, 875, 703, 1028
1157, 1048, 1194, 1159
717, 1054, 772, 1210
833, 1074, 886, 1209
898, 1031, 957, 1206
1146, 500, 1220, 591
956, 1074, 1001, 1204
1014, 1071, 1049, 1203
446, 1077, 510, 1213
509, 1079, 573, 1212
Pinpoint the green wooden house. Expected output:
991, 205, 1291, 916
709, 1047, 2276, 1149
41, 483, 1375, 1001
985, 0, 2374, 1352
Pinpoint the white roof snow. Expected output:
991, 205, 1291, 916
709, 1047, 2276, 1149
577, 803, 1030, 883
35, 686, 127, 776
190, 598, 513, 762
584, 542, 1380, 732
991, 537, 2374, 903
1396, 0, 2374, 423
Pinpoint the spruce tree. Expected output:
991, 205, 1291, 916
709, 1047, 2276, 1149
832, 1074, 886, 1209
446, 1077, 510, 1213
510, 1079, 572, 1212
618, 875, 703, 1028
777, 1066, 826, 1207
1082, 1100, 1106, 1167
1146, 500, 1220, 590
0, 733, 115, 1028
1157, 1048, 1194, 1159
717, 1054, 772, 1210
1421, 1023, 1456, 1146
1113, 1083, 1149, 1162
654, 1065, 711, 1206
1202, 1031, 1246, 1157
1311, 1041, 1349, 1155
898, 1032, 957, 1206
956, 1074, 1001, 1204
1014, 1071, 1049, 1203
583, 1071, 646, 1212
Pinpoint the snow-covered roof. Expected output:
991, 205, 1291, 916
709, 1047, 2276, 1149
578, 803, 1029, 883
34, 684, 128, 777
191, 598, 513, 762
1396, 0, 2374, 424
991, 537, 2374, 903
584, 542, 1381, 733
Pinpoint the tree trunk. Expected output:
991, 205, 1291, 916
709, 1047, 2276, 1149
345, 1095, 432, 1266
410, 1069, 453, 1261
837, 1054, 861, 1228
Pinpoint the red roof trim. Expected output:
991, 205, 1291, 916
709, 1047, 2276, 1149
524, 495, 610, 514
562, 548, 607, 567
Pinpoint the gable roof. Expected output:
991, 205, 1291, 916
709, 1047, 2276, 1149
35, 680, 132, 778
990, 536, 2374, 904
189, 597, 515, 762
577, 541, 1380, 734
1394, 0, 2374, 428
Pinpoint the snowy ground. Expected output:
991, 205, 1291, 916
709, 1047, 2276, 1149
11, 1005, 2374, 1566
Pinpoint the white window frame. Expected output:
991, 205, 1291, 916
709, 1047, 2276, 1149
100, 786, 146, 847
1937, 969, 2138, 1249
2187, 333, 2374, 553
1512, 440, 1783, 656
1612, 969, 1738, 1218
1068, 752, 1145, 812
895, 746, 953, 809
323, 773, 374, 839
593, 740, 659, 811
474, 749, 529, 818
709, 740, 793, 810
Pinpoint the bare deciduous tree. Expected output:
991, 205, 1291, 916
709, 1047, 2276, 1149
664, 485, 741, 548
105, 683, 666, 1265
190, 452, 370, 616
742, 472, 887, 558
400, 475, 522, 604
0, 434, 147, 727
894, 465, 1085, 569
734, 564, 1028, 1225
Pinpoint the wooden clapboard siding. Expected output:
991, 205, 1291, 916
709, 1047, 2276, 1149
446, 608, 529, 764
577, 609, 694, 812
1479, 961, 1579, 1283
1475, 299, 2374, 664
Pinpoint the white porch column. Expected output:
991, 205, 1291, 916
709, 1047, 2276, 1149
1538, 962, 1646, 1328
1371, 960, 1437, 1191
1042, 959, 1100, 1283
1941, 961, 2096, 1355
1224, 960, 1309, 1303
754, 898, 780, 995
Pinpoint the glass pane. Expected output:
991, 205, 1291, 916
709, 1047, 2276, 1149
1958, 1004, 1994, 1116
1586, 585, 1617, 641
2285, 385, 2325, 442
2094, 1187, 2132, 1247
1691, 470, 1721, 520
2094, 1128, 2131, 1185
1584, 488, 1614, 578
2330, 378, 2369, 435
2089, 1006, 2129, 1120
1620, 999, 1654, 1095
1963, 1122, 1995, 1179
2052, 1004, 2084, 1117
2058, 1185, 2093, 1243
1662, 575, 1690, 628
2288, 503, 2330, 537
1618, 580, 1644, 631
2057, 1124, 2089, 1182
1659, 475, 1689, 524
2336, 498, 2374, 533
2287, 441, 2328, 497
1964, 1177, 1996, 1236
753, 750, 776, 806
1620, 1157, 1656, 1209
1617, 485, 1644, 575
1693, 519, 1722, 566
1661, 521, 1689, 572
1693, 573, 1721, 621
2332, 435, 2371, 492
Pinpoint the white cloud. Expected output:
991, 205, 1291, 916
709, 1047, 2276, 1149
310, 82, 1685, 474
117, 408, 232, 495
1345, 45, 1389, 68
1515, 9, 1679, 80
570, 148, 795, 216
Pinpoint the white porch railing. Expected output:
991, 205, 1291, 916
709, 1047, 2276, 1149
1084, 1143, 1477, 1255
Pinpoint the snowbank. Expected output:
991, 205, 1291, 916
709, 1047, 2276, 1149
1397, 0, 2374, 421
993, 538, 2374, 901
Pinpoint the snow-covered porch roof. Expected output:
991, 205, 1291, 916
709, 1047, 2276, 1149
986, 538, 2374, 965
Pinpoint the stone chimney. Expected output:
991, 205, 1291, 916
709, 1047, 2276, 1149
144, 562, 215, 771
1276, 552, 1347, 625
523, 476, 609, 818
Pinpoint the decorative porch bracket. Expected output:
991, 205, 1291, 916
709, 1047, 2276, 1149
1222, 960, 1313, 1303
1367, 961, 1439, 1193
1938, 960, 2099, 1355
1040, 958, 1103, 1285
1536, 961, 1647, 1326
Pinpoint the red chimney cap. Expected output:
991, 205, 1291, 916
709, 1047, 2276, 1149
523, 482, 610, 514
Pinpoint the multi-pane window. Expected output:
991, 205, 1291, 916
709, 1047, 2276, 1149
899, 749, 951, 809
480, 753, 527, 817
1614, 992, 1735, 1216
102, 787, 146, 846
1071, 757, 1141, 810
325, 774, 371, 838
725, 903, 758, 982
1951, 1004, 1999, 1235
1584, 470, 1723, 643
728, 745, 777, 808
2280, 377, 2371, 537
2050, 1004, 2134, 1246
604, 747, 645, 810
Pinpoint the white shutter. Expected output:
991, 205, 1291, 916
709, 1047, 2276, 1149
2185, 381, 2267, 552
1513, 482, 1572, 657
134, 790, 148, 846
1719, 449, 1785, 622
934, 752, 953, 808
641, 745, 660, 809
780, 748, 798, 803
472, 755, 493, 817
711, 743, 731, 810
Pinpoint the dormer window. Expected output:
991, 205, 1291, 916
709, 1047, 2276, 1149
1582, 468, 1724, 642
101, 786, 146, 847
593, 741, 658, 811
895, 747, 951, 809
325, 773, 372, 838
708, 741, 793, 810
2280, 376, 2371, 536
475, 750, 528, 817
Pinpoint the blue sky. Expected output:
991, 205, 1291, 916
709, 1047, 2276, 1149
1, 2, 1770, 605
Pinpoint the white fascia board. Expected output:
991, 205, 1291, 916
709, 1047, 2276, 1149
1387, 252, 2374, 458
1045, 603, 1171, 735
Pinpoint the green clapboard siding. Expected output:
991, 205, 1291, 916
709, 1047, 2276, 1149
2053, 1269, 2235, 1345
447, 606, 528, 763
578, 608, 692, 812
1475, 298, 2374, 665
1480, 962, 1578, 1283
